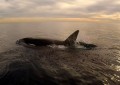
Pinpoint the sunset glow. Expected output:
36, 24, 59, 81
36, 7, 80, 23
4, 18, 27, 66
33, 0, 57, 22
0, 17, 101, 23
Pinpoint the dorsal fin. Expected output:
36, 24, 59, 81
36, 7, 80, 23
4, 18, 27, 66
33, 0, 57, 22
64, 30, 79, 46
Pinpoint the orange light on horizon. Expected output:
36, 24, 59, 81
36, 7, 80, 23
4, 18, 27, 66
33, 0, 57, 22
0, 17, 101, 23
0, 16, 120, 23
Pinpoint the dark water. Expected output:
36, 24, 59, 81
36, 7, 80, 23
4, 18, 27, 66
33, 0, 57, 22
0, 22, 120, 85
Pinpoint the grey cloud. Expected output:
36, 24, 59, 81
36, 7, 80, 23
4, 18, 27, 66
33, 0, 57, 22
0, 0, 120, 18
1, 0, 58, 17
85, 0, 120, 14
31, 0, 56, 5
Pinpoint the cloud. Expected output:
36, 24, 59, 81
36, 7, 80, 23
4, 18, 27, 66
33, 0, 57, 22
85, 0, 120, 14
0, 0, 120, 20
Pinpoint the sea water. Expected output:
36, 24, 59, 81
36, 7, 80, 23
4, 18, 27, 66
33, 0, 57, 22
0, 21, 120, 85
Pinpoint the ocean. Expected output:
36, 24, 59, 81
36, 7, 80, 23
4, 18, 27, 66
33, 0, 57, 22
0, 21, 120, 85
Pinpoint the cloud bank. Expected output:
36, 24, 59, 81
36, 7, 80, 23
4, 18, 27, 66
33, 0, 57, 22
0, 0, 120, 20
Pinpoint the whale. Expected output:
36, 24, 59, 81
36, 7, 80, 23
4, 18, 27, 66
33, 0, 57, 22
16, 30, 79, 47
78, 42, 97, 49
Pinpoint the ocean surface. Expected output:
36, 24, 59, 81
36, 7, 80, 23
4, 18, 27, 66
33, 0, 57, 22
0, 21, 120, 85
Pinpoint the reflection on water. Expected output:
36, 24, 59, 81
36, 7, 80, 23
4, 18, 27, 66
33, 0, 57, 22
0, 22, 120, 85
115, 65, 120, 71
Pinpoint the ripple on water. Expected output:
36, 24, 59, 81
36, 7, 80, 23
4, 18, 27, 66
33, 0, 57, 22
0, 46, 120, 85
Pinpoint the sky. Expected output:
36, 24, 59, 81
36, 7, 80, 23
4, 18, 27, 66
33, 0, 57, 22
0, 0, 120, 20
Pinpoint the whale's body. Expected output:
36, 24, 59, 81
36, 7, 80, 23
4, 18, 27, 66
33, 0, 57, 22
16, 30, 79, 47
79, 42, 97, 49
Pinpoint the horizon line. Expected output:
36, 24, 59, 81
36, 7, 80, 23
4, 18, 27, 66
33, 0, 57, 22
0, 17, 119, 23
